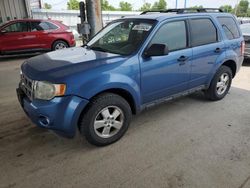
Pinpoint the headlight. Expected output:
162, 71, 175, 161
34, 81, 66, 100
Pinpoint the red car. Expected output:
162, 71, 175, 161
0, 19, 76, 55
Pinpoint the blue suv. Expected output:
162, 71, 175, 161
17, 9, 244, 146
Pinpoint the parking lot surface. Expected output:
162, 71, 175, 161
0, 54, 250, 188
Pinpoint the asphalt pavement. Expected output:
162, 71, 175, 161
0, 55, 250, 188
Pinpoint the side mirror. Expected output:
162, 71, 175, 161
144, 43, 169, 58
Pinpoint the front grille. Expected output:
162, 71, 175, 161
20, 73, 35, 100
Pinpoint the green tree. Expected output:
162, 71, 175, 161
151, 0, 167, 11
119, 1, 132, 11
67, 0, 79, 10
188, 5, 203, 9
140, 3, 151, 11
219, 5, 233, 13
101, 0, 116, 11
44, 3, 52, 9
236, 0, 249, 16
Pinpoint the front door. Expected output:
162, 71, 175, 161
140, 20, 192, 104
0, 21, 32, 51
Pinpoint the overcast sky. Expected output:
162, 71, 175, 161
42, 0, 240, 10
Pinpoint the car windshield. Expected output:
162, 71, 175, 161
87, 19, 155, 55
240, 24, 250, 34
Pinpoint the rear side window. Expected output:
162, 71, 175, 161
31, 21, 58, 31
150, 20, 187, 51
217, 17, 240, 40
46, 22, 59, 29
190, 18, 217, 47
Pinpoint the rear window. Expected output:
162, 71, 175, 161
218, 17, 240, 40
46, 22, 58, 29
190, 18, 218, 47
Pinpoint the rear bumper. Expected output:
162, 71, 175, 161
70, 39, 76, 47
17, 88, 89, 138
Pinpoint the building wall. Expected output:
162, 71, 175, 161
0, 0, 30, 24
30, 0, 41, 10
32, 9, 141, 29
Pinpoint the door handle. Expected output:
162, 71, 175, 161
214, 48, 221, 53
177, 56, 188, 65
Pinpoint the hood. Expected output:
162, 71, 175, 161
21, 47, 126, 81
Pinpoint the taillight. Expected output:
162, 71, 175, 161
241, 41, 245, 56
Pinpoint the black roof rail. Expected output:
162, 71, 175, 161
141, 8, 224, 15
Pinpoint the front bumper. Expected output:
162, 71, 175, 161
17, 88, 89, 138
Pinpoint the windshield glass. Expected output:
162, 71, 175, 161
87, 19, 155, 55
240, 24, 250, 34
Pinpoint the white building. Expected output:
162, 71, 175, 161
0, 0, 41, 24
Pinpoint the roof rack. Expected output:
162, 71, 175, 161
140, 8, 223, 15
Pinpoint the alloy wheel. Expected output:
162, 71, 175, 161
94, 106, 124, 138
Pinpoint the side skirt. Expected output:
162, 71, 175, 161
1, 48, 51, 55
141, 85, 206, 111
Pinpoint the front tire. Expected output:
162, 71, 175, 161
205, 65, 232, 101
79, 93, 132, 146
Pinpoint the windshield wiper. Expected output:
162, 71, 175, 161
90, 46, 109, 53
82, 44, 90, 49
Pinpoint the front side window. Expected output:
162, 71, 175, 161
218, 17, 240, 40
31, 21, 58, 31
87, 20, 155, 55
190, 18, 217, 47
3, 22, 28, 32
149, 20, 187, 51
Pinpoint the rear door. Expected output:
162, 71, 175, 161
0, 21, 31, 51
29, 21, 59, 50
188, 17, 226, 88
217, 17, 242, 59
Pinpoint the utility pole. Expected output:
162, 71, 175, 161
86, 0, 103, 38
175, 0, 178, 8
78, 1, 88, 44
184, 0, 187, 8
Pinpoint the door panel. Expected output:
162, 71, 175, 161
188, 17, 225, 88
189, 42, 225, 87
140, 49, 192, 104
0, 21, 32, 51
140, 20, 192, 104
29, 21, 52, 49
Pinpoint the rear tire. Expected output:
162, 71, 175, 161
205, 65, 232, 101
52, 40, 69, 51
79, 93, 132, 146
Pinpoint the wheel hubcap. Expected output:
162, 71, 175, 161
55, 43, 66, 50
94, 106, 124, 138
216, 73, 229, 95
